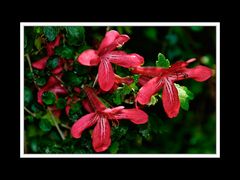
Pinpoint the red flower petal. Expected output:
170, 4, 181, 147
71, 113, 97, 138
82, 99, 95, 113
46, 34, 62, 56
162, 78, 180, 118
98, 30, 129, 55
73, 87, 81, 93
138, 76, 152, 86
37, 89, 45, 105
107, 51, 144, 68
98, 60, 115, 91
131, 66, 165, 77
32, 56, 49, 70
52, 66, 63, 74
84, 87, 107, 111
113, 109, 148, 124
184, 65, 212, 82
78, 49, 100, 66
65, 105, 70, 116
92, 116, 111, 152
50, 84, 67, 94
114, 74, 133, 85
136, 76, 163, 105
98, 30, 120, 53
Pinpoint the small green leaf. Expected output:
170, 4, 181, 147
56, 98, 66, 109
113, 93, 122, 105
156, 53, 170, 68
47, 57, 59, 70
43, 26, 59, 41
34, 27, 43, 34
65, 26, 85, 46
39, 118, 52, 132
55, 45, 75, 59
175, 83, 194, 111
109, 142, 119, 154
35, 77, 46, 86
24, 86, 33, 105
147, 95, 158, 106
34, 37, 42, 50
42, 91, 56, 105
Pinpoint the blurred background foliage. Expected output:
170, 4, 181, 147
24, 26, 216, 154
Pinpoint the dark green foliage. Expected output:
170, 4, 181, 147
47, 57, 59, 70
43, 27, 59, 41
65, 27, 85, 46
42, 91, 56, 105
55, 45, 75, 59
56, 98, 66, 109
24, 26, 216, 154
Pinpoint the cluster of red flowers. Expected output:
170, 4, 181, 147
32, 30, 212, 152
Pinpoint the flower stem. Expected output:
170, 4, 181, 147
48, 109, 65, 140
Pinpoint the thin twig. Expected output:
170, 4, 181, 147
24, 107, 36, 117
25, 54, 40, 90
25, 54, 33, 73
93, 74, 98, 87
52, 74, 65, 84
48, 109, 65, 140
60, 123, 71, 130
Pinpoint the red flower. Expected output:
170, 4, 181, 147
77, 30, 144, 92
32, 34, 62, 70
37, 75, 67, 105
132, 58, 212, 118
71, 86, 148, 152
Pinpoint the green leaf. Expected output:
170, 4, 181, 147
65, 26, 85, 46
35, 77, 46, 86
69, 102, 82, 115
47, 57, 59, 70
156, 53, 170, 68
147, 95, 158, 106
112, 85, 132, 105
109, 142, 119, 154
34, 37, 42, 50
43, 26, 59, 41
55, 45, 75, 59
113, 93, 122, 105
24, 86, 33, 105
34, 27, 43, 35
175, 83, 194, 111
42, 91, 56, 105
41, 111, 60, 127
39, 118, 52, 132
56, 98, 66, 109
